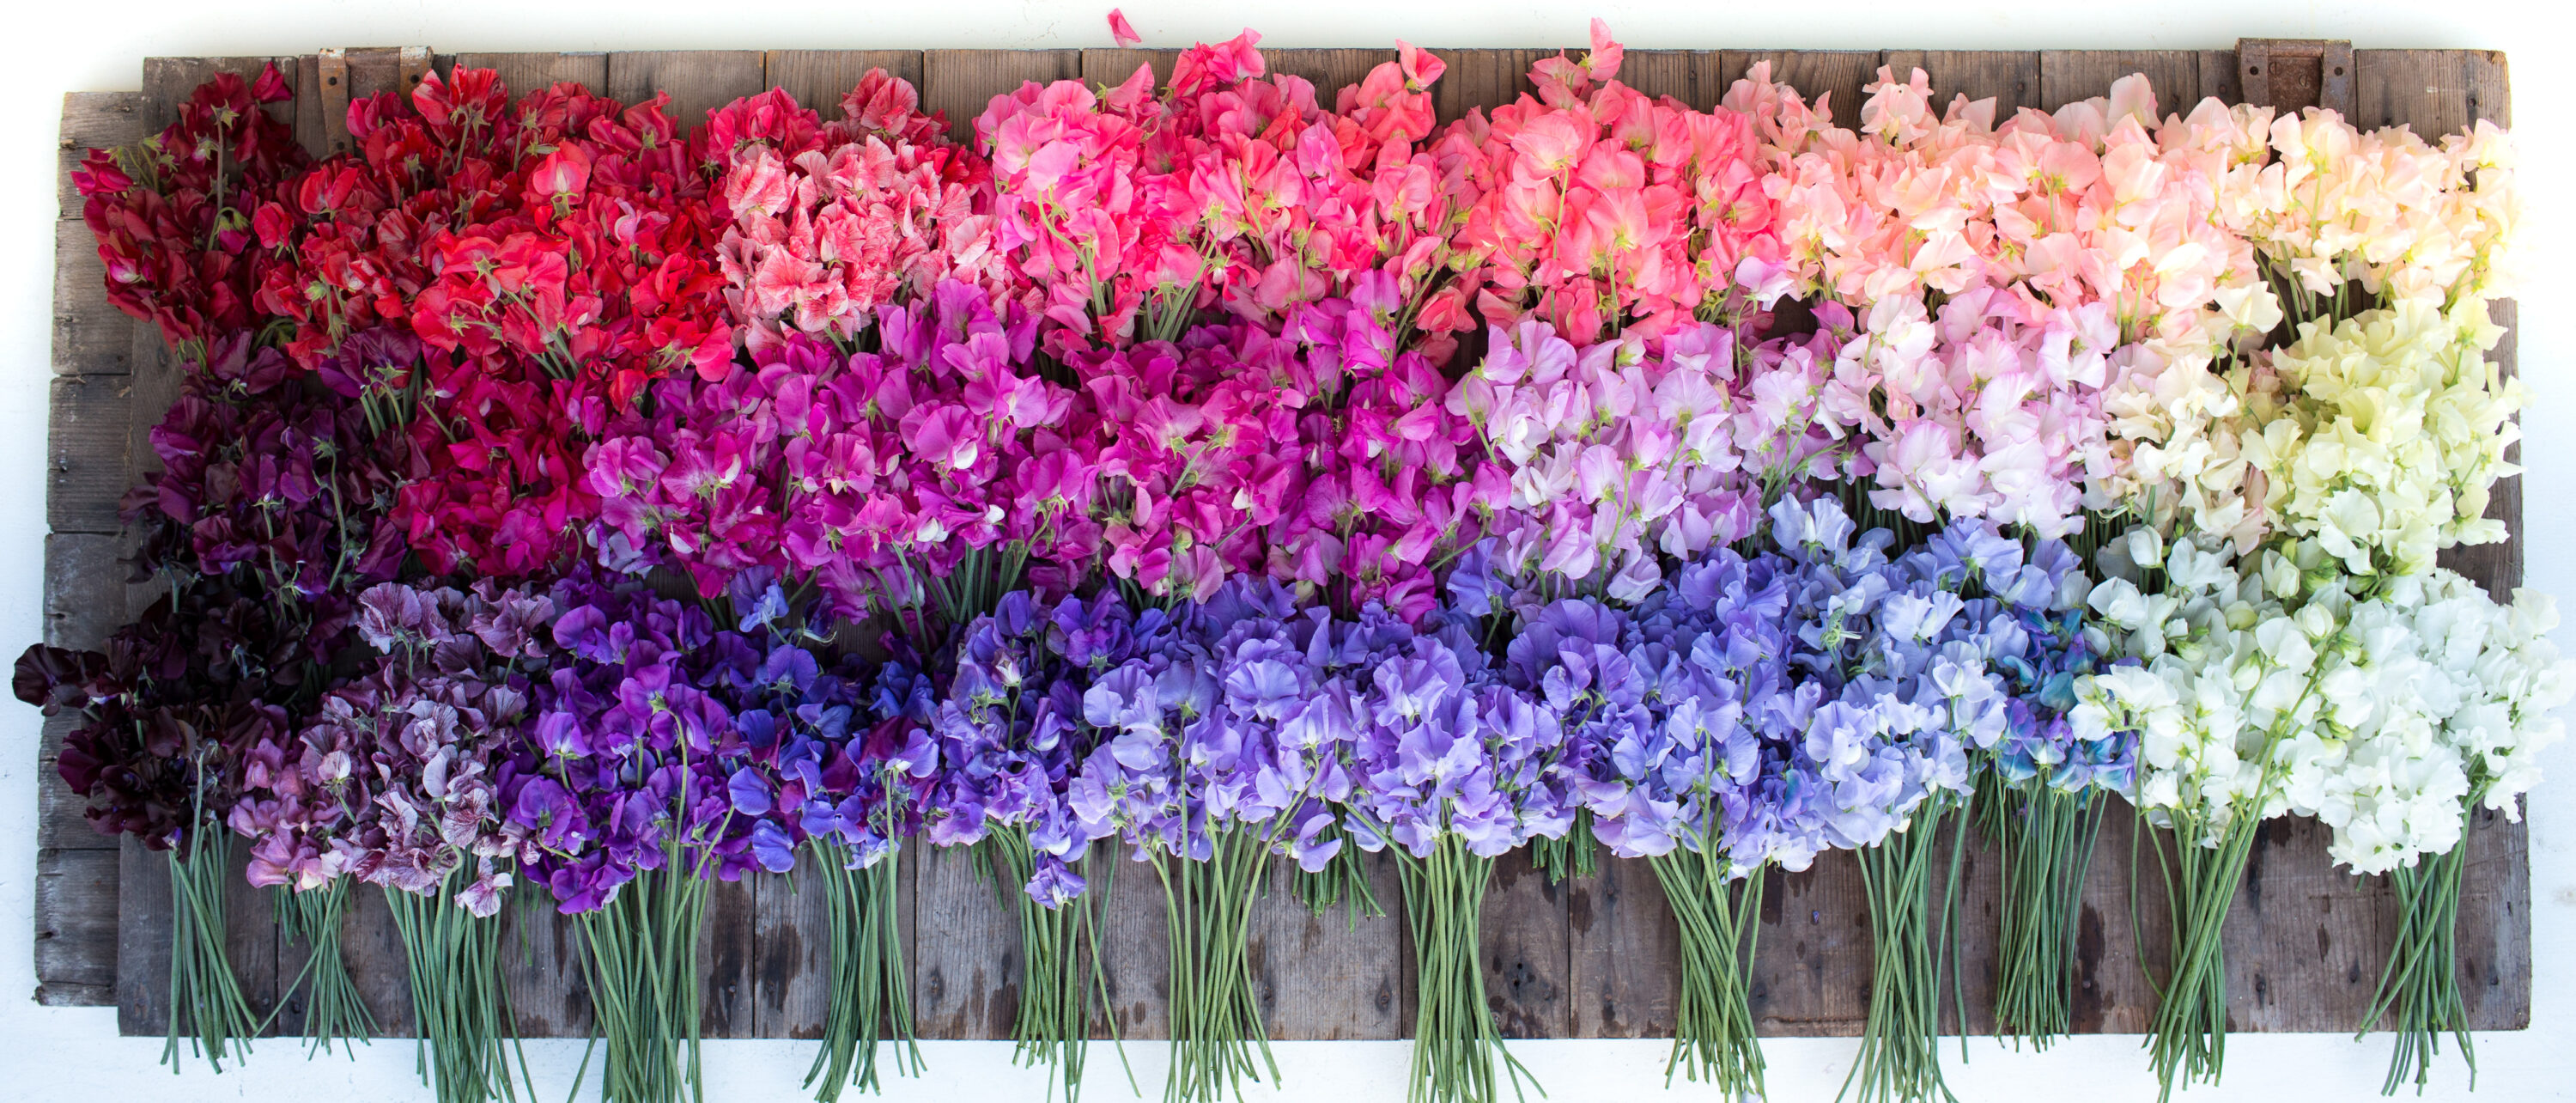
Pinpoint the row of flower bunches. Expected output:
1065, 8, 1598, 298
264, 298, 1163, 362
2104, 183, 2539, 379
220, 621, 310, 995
16, 16, 2560, 1103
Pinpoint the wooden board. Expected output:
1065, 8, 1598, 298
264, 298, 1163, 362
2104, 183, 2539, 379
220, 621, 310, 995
39, 42, 2529, 1044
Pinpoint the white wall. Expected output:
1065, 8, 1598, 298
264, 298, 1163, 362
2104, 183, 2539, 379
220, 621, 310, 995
3, 3, 2570, 1100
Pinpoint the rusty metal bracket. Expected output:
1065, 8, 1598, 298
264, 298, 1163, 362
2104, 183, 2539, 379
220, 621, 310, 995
2238, 38, 2355, 116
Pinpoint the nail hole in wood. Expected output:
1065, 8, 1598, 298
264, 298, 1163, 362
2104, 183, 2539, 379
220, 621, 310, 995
2248, 64, 2262, 76
2333, 65, 2345, 76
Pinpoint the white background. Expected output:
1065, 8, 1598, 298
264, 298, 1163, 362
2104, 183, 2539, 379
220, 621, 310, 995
3, 2, 2571, 1100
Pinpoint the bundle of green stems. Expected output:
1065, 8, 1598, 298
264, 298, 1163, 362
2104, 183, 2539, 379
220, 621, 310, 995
383, 874, 529, 1103
1394, 832, 1535, 1103
277, 878, 376, 1056
801, 840, 920, 1102
1151, 828, 1279, 1103
1649, 844, 1767, 1098
1841, 795, 1966, 1103
1988, 775, 2108, 1048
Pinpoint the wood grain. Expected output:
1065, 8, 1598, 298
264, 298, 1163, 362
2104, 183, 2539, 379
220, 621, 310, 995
1615, 50, 1696, 106
36, 712, 106, 853
453, 52, 610, 100
1249, 851, 1406, 1039
46, 363, 133, 534
1707, 52, 1880, 129
605, 51, 769, 135
910, 841, 1019, 1039
53, 219, 131, 378
2040, 51, 2204, 116
1565, 856, 1680, 1038
1880, 50, 2041, 119
767, 51, 925, 114
35, 849, 118, 1006
1431, 49, 1547, 125
1480, 850, 1570, 1039
921, 50, 1078, 145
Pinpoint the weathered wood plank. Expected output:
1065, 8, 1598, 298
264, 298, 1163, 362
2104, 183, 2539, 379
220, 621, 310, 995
766, 50, 925, 115
115, 838, 173, 1035
41, 531, 133, 653
1249, 850, 1405, 1040
46, 371, 133, 535
1480, 849, 1570, 1039
2355, 50, 2472, 135
1749, 852, 1866, 1036
1880, 50, 2042, 119
1565, 856, 1679, 1038
2040, 51, 2202, 115
911, 841, 1018, 1039
756, 850, 829, 1039
36, 849, 118, 1006
502, 894, 592, 1037
1096, 853, 1171, 1039
338, 885, 418, 1039
1432, 49, 1546, 124
58, 90, 148, 219
1709, 51, 1881, 130
2196, 49, 2246, 113
921, 50, 1078, 146
702, 879, 758, 1038
605, 51, 768, 134
36, 712, 110, 852
1615, 49, 1695, 106
2455, 805, 2531, 1030
2069, 807, 2162, 1035
54, 218, 132, 378
454, 52, 610, 100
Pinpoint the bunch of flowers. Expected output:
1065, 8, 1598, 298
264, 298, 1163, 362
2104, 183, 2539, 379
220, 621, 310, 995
587, 282, 1085, 625
74, 62, 307, 361
495, 567, 749, 1103
1329, 594, 1577, 1103
924, 588, 1128, 1093
1072, 323, 1312, 604
131, 332, 425, 645
981, 30, 1331, 348
234, 580, 547, 1098
2239, 298, 2522, 576
1269, 291, 1500, 621
1443, 21, 1786, 344
1447, 319, 1759, 600
717, 71, 1024, 352
700, 575, 934, 1099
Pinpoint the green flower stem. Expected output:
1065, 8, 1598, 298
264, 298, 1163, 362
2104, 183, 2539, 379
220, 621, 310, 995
803, 841, 921, 1102
578, 854, 714, 1103
164, 826, 260, 1073
987, 830, 1125, 1100
2363, 827, 2476, 1095
385, 878, 529, 1103
1152, 829, 1279, 1103
1395, 836, 1536, 1103
278, 878, 377, 1057
1648, 849, 1766, 1097
1992, 782, 2106, 1048
1527, 811, 1599, 886
2139, 803, 2271, 1101
1285, 829, 1386, 930
1843, 797, 1963, 1103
